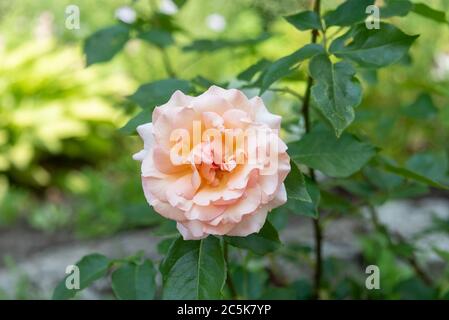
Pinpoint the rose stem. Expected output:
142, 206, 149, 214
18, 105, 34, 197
301, 0, 323, 300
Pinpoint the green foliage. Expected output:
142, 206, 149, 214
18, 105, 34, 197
289, 126, 377, 178
85, 25, 130, 66
284, 11, 322, 31
52, 254, 110, 300
112, 260, 156, 300
330, 23, 418, 68
309, 54, 362, 136
160, 236, 226, 299
224, 221, 281, 255
324, 0, 375, 27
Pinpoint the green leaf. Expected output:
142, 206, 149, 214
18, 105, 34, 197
173, 0, 188, 8
119, 110, 151, 135
160, 236, 226, 299
112, 260, 156, 300
324, 0, 375, 27
412, 3, 448, 23
84, 25, 130, 66
381, 0, 413, 18
289, 126, 377, 178
260, 43, 324, 94
378, 157, 449, 190
330, 23, 418, 68
139, 29, 174, 48
237, 59, 271, 82
52, 253, 110, 300
288, 176, 320, 218
129, 78, 192, 110
402, 93, 438, 119
285, 160, 311, 202
229, 265, 268, 299
182, 33, 270, 52
309, 53, 362, 137
405, 151, 448, 182
224, 221, 281, 255
284, 10, 322, 31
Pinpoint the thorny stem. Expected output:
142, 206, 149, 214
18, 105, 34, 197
300, 0, 323, 300
367, 205, 434, 287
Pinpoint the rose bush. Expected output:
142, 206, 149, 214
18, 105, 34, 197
133, 86, 290, 239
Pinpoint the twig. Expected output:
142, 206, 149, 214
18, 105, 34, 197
160, 48, 176, 78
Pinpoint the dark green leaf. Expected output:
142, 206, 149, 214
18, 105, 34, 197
173, 0, 188, 8
260, 43, 324, 94
52, 253, 110, 300
112, 260, 156, 300
119, 110, 150, 135
139, 29, 174, 48
309, 54, 362, 137
284, 10, 322, 31
183, 33, 270, 52
288, 176, 320, 218
84, 25, 130, 66
324, 0, 375, 27
129, 78, 192, 110
330, 23, 418, 68
381, 0, 413, 18
378, 157, 449, 189
237, 59, 271, 82
160, 236, 226, 299
230, 265, 268, 299
405, 151, 448, 182
285, 160, 311, 202
412, 3, 448, 23
402, 93, 438, 119
224, 221, 281, 255
289, 126, 377, 178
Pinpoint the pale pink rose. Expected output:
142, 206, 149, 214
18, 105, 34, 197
133, 86, 290, 240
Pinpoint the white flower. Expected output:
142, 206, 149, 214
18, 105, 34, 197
206, 13, 226, 32
115, 6, 137, 24
432, 52, 449, 81
160, 0, 178, 15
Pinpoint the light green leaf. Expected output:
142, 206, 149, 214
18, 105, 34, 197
330, 23, 418, 68
160, 236, 226, 299
224, 221, 281, 255
139, 29, 174, 48
52, 253, 110, 300
309, 53, 362, 137
129, 78, 192, 110
324, 0, 375, 27
112, 260, 156, 300
289, 126, 377, 178
284, 10, 322, 31
412, 3, 448, 23
84, 25, 130, 66
285, 160, 311, 202
260, 43, 324, 94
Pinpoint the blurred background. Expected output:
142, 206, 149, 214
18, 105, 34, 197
0, 0, 448, 299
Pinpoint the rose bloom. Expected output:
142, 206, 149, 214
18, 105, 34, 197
133, 86, 290, 240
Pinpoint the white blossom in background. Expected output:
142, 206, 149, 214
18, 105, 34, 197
432, 52, 449, 81
115, 6, 137, 24
206, 13, 226, 32
34, 11, 54, 40
160, 0, 178, 15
